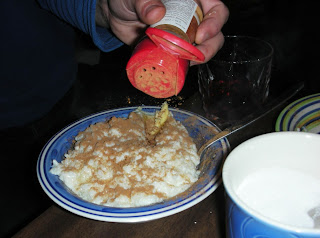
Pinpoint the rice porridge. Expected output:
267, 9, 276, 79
50, 108, 200, 207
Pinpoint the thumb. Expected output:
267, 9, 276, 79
135, 0, 166, 25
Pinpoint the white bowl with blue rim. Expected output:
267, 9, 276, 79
37, 106, 229, 222
276, 93, 320, 133
223, 132, 320, 238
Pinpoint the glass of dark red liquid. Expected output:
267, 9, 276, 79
198, 35, 273, 126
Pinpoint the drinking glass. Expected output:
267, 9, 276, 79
198, 35, 273, 126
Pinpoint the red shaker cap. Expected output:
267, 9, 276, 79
146, 28, 205, 62
126, 37, 189, 98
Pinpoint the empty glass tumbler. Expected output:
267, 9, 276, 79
198, 35, 273, 124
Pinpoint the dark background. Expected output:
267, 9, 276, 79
74, 0, 318, 112
1, 1, 319, 237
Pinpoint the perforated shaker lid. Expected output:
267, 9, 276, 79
126, 36, 189, 98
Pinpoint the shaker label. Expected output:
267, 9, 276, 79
151, 0, 199, 33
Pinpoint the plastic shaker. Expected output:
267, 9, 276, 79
126, 0, 205, 98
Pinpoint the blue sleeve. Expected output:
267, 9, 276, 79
38, 0, 123, 52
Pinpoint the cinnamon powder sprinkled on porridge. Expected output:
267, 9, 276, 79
50, 109, 200, 207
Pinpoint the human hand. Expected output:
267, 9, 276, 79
96, 0, 229, 64
96, 0, 166, 45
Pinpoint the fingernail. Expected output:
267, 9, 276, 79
145, 3, 163, 15
208, 10, 217, 17
145, 4, 157, 14
144, 3, 165, 23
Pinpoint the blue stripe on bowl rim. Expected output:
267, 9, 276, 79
293, 107, 320, 131
288, 101, 320, 131
38, 159, 222, 221
275, 93, 320, 132
38, 152, 222, 220
37, 106, 229, 222
39, 138, 222, 215
301, 117, 320, 133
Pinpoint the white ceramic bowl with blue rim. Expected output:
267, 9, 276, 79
276, 93, 320, 133
37, 106, 230, 222
223, 132, 320, 238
